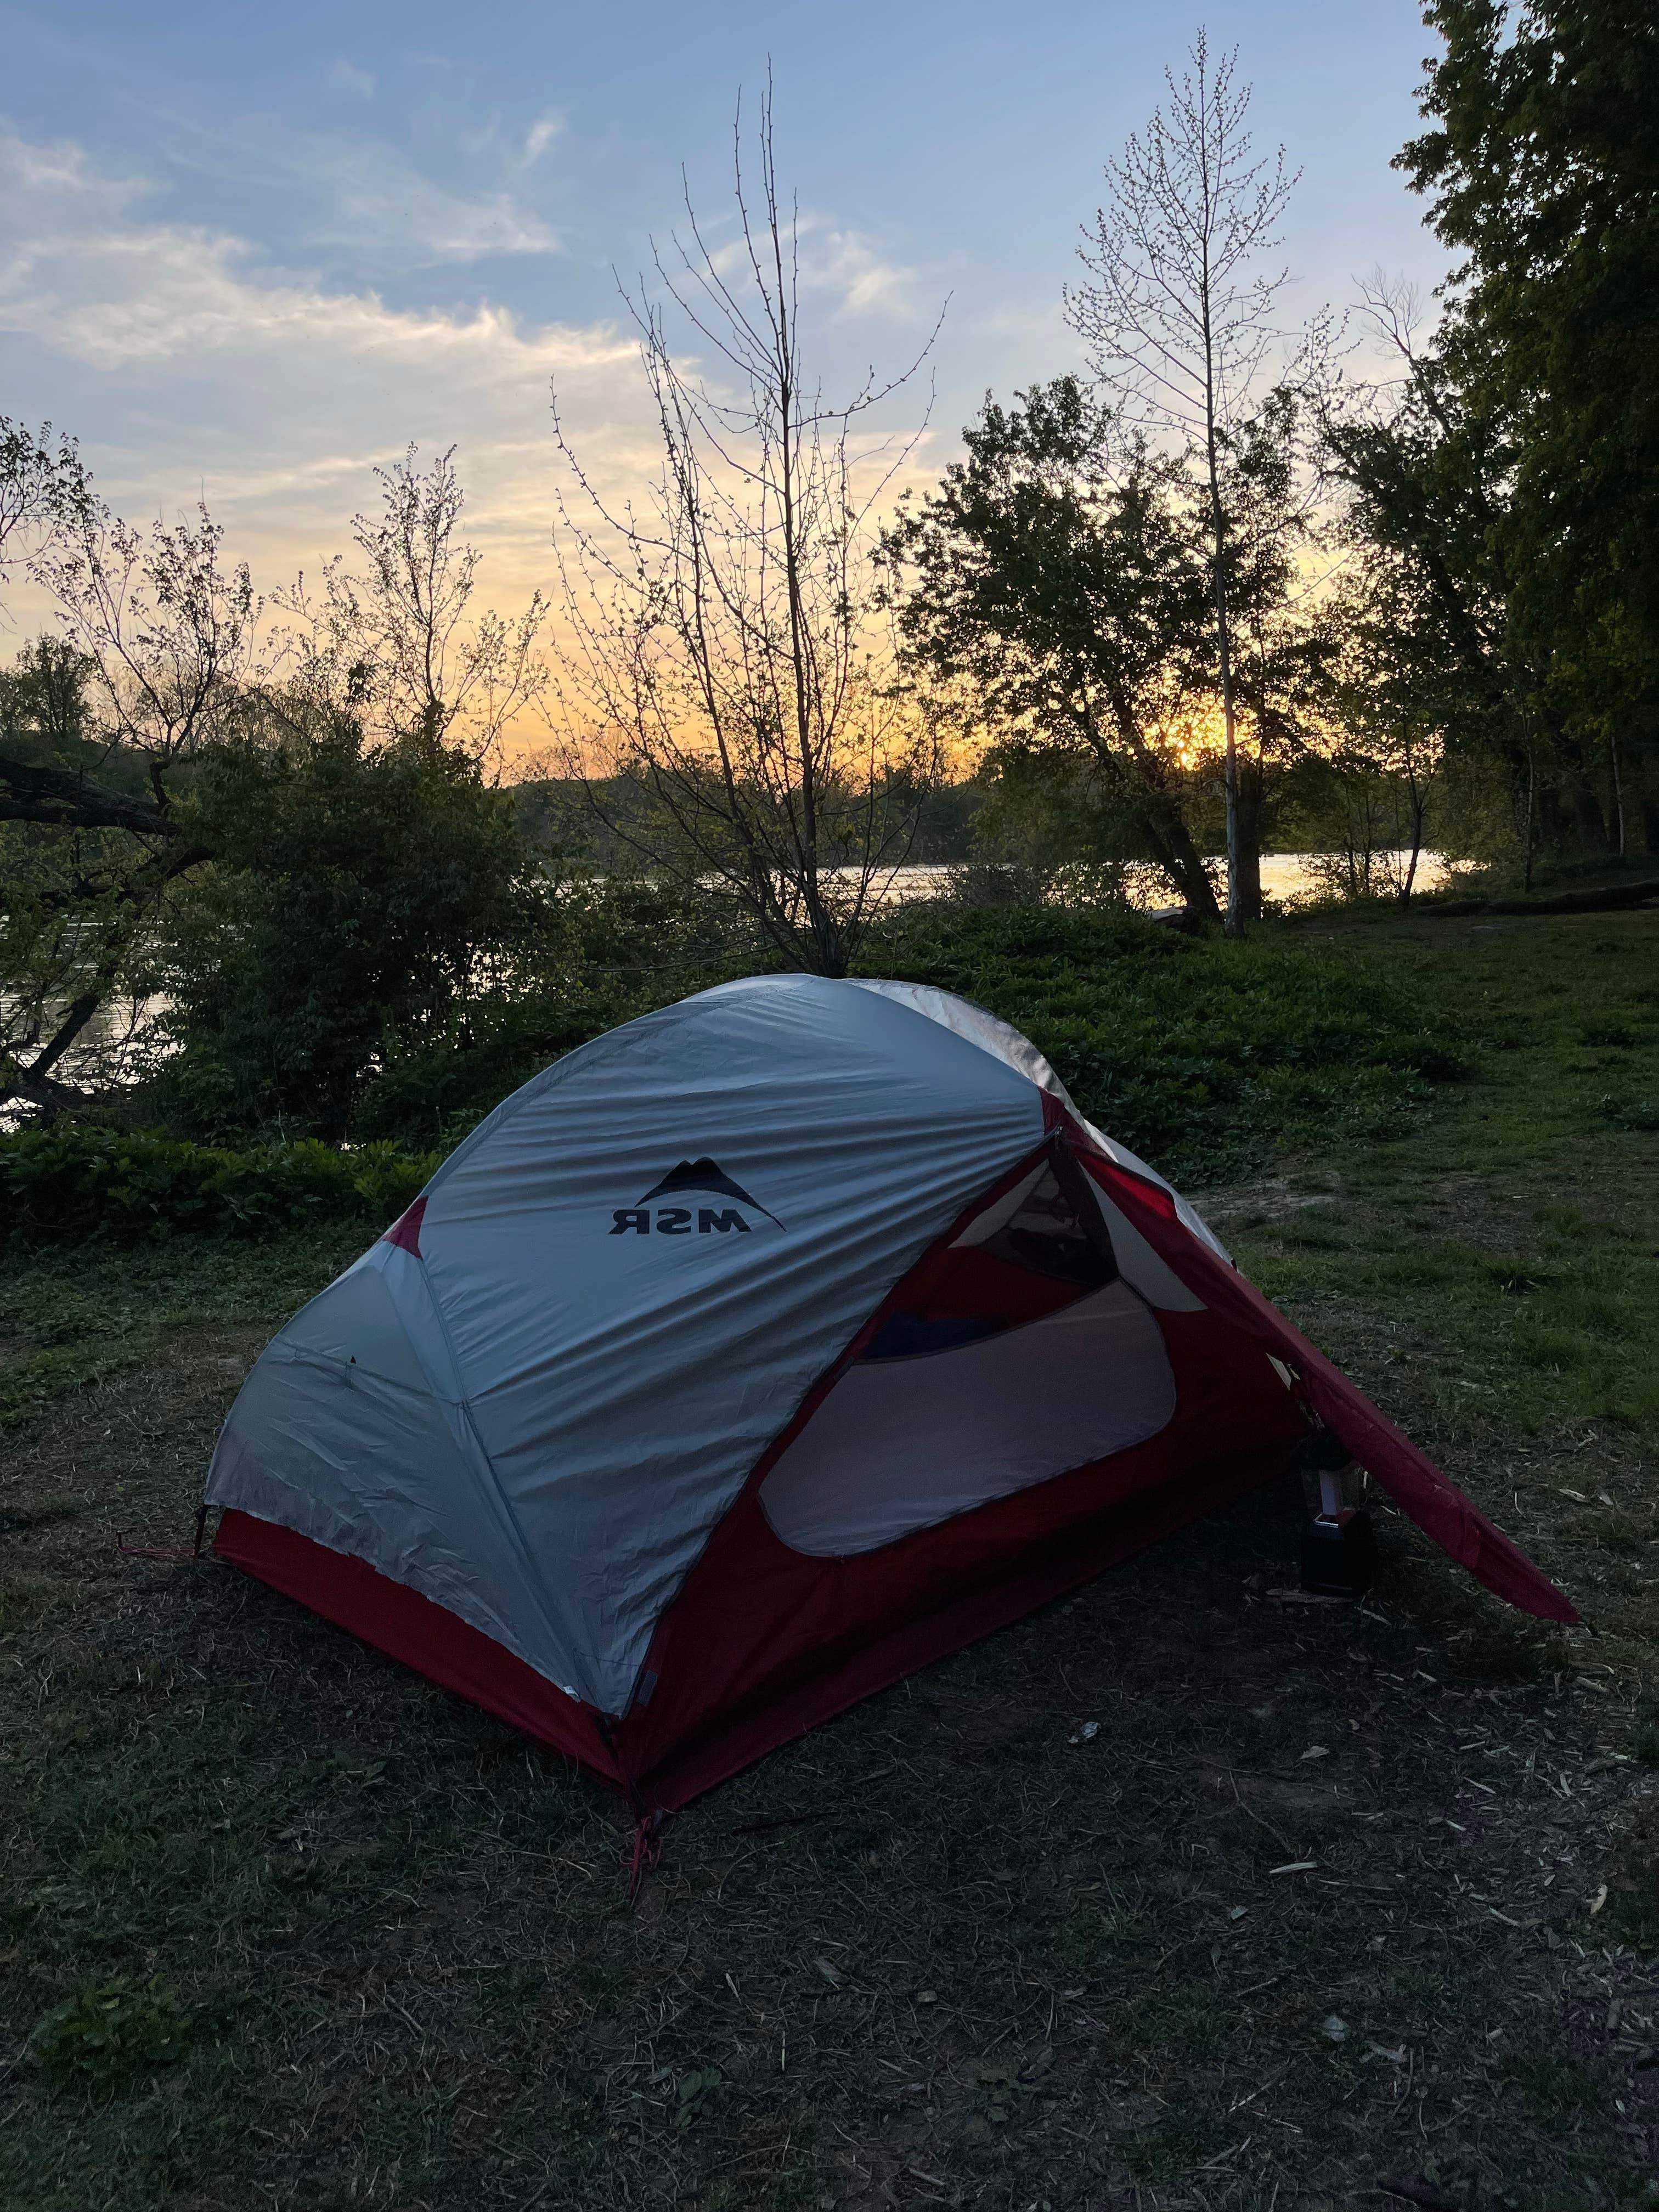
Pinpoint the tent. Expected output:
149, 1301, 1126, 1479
206, 975, 1575, 1818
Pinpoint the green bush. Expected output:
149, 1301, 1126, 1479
0, 1126, 437, 1248
856, 902, 1463, 1185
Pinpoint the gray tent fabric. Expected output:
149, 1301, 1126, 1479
216, 975, 1188, 1715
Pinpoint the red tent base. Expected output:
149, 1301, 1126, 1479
213, 1509, 620, 1784
216, 1440, 1292, 1816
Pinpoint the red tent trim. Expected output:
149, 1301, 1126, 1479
381, 1194, 427, 1257
213, 1507, 618, 1780
1065, 1125, 1578, 1625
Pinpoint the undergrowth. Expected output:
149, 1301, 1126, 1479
5, 904, 1463, 1246
858, 902, 1464, 1183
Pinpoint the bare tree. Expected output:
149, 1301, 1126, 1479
549, 86, 941, 976
273, 446, 548, 765
1066, 31, 1298, 934
38, 500, 258, 798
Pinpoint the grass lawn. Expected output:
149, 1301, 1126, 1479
2, 906, 1657, 2212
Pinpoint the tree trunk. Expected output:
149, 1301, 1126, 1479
1400, 778, 1426, 906
1092, 688, 1222, 926
1142, 800, 1223, 926
1229, 757, 1265, 923
1205, 467, 1245, 939
1567, 779, 1609, 855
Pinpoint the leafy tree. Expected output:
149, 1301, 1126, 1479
0, 639, 168, 1113
885, 377, 1223, 923
1207, 387, 1338, 912
1318, 276, 1573, 884
1, 436, 549, 1123
153, 703, 543, 1143
0, 417, 86, 601
0, 450, 257, 1111
1396, 0, 1659, 857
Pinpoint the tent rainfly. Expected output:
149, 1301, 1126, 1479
207, 976, 1576, 1817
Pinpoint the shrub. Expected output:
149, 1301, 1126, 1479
855, 902, 1463, 1185
7, 902, 1462, 1242
0, 1126, 436, 1248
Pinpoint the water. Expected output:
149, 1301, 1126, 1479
857, 851, 1451, 909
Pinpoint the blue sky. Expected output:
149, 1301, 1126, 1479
0, 0, 1450, 616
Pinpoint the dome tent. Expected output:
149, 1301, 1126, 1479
206, 975, 1575, 1816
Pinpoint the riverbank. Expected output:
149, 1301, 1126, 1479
2, 906, 1655, 2210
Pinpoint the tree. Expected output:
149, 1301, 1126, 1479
550, 86, 940, 977
1396, 0, 1659, 857
0, 418, 86, 603
1285, 555, 1454, 904
153, 448, 554, 1140
272, 445, 548, 766
1206, 387, 1335, 911
153, 703, 542, 1143
1, 437, 550, 1122
0, 487, 250, 1114
1066, 31, 1300, 932
884, 377, 1222, 922
1315, 277, 1562, 883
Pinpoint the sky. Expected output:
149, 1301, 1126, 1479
0, 0, 1453, 637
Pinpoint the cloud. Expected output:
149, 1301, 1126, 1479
523, 114, 563, 167
306, 143, 560, 263
0, 120, 637, 614
705, 210, 924, 324
0, 119, 939, 718
324, 58, 377, 103
117, 104, 561, 274
815, 229, 915, 317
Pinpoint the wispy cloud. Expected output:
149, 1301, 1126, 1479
0, 121, 635, 604
0, 116, 940, 667
324, 58, 377, 104
704, 210, 924, 324
523, 114, 563, 167
813, 228, 916, 318
305, 142, 561, 263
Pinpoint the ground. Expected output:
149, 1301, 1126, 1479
2, 907, 1657, 2212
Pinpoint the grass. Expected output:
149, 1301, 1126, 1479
1, 906, 1656, 2211
859, 901, 1466, 1186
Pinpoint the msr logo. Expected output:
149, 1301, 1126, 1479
610, 1156, 784, 1237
